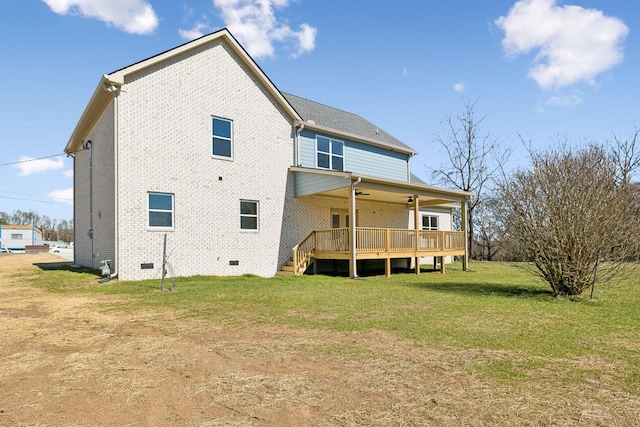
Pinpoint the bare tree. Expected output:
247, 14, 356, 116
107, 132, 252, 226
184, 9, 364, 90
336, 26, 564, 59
431, 97, 509, 260
473, 196, 507, 261
57, 219, 74, 244
498, 143, 639, 296
610, 126, 640, 185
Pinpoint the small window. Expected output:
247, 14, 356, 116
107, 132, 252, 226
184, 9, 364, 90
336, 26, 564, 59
212, 117, 232, 158
331, 213, 341, 229
317, 136, 344, 171
421, 215, 438, 231
11, 233, 22, 239
148, 192, 174, 228
240, 200, 259, 230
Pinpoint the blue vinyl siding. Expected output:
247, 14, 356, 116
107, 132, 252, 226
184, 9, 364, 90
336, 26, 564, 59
344, 141, 408, 181
298, 130, 409, 181
295, 172, 349, 197
298, 130, 317, 168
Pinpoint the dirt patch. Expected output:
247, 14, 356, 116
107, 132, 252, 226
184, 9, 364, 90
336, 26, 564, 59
1, 254, 639, 426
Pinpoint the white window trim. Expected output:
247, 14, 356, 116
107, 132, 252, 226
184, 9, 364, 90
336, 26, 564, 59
148, 192, 175, 230
421, 214, 439, 231
212, 116, 234, 160
240, 199, 259, 231
316, 135, 344, 171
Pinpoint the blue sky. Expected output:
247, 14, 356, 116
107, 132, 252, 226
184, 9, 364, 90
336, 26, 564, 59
1, 0, 637, 221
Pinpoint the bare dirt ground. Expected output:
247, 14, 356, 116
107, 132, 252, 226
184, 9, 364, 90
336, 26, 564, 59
1, 254, 639, 426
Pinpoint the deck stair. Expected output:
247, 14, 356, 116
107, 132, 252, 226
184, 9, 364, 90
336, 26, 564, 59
276, 257, 312, 276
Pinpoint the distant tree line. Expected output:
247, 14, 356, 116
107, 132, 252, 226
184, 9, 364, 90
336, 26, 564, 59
0, 210, 74, 244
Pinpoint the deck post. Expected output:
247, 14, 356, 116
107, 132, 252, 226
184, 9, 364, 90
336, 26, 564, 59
385, 228, 391, 277
414, 195, 420, 275
461, 198, 469, 271
349, 178, 360, 279
292, 247, 298, 276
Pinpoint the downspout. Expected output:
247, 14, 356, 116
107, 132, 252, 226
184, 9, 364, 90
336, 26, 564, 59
87, 140, 94, 269
68, 152, 76, 263
350, 176, 361, 279
295, 123, 305, 166
111, 86, 119, 279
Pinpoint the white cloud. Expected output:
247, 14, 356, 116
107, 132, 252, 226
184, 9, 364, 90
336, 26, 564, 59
48, 188, 74, 206
42, 0, 159, 35
495, 0, 628, 89
546, 93, 583, 108
14, 156, 64, 176
63, 170, 74, 178
209, 0, 317, 58
536, 91, 583, 113
453, 81, 466, 93
179, 21, 209, 40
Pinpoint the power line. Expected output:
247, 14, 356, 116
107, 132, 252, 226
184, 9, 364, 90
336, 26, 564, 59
0, 195, 70, 205
0, 153, 66, 167
0, 190, 36, 197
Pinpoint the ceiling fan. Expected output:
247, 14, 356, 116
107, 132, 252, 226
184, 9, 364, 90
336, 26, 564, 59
355, 190, 370, 196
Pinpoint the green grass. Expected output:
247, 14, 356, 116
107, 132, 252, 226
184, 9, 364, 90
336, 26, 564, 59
22, 260, 640, 392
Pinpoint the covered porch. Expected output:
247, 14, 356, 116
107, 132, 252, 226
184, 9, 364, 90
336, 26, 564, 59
288, 167, 472, 278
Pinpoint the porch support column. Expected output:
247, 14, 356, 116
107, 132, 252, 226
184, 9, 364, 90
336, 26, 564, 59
385, 228, 391, 277
461, 198, 469, 271
413, 195, 420, 275
349, 178, 360, 279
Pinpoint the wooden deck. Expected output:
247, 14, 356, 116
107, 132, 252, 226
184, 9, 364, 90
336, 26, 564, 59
290, 227, 466, 276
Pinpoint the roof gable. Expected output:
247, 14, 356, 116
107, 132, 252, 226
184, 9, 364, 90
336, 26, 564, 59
64, 29, 301, 153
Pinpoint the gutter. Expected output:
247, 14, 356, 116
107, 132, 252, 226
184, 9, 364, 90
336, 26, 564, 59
294, 119, 418, 157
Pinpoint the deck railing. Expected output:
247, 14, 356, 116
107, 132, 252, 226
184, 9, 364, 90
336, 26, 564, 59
292, 227, 466, 275
292, 231, 315, 275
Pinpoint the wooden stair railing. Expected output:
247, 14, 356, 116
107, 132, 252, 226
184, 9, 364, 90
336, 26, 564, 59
291, 231, 316, 276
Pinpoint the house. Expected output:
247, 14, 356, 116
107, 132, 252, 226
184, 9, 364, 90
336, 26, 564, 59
63, 28, 471, 281
0, 224, 43, 252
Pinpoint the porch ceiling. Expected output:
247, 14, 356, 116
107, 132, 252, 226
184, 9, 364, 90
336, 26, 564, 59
291, 167, 471, 206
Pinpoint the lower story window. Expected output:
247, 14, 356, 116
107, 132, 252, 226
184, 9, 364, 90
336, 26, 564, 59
11, 233, 22, 239
148, 192, 174, 228
240, 200, 259, 230
422, 215, 438, 230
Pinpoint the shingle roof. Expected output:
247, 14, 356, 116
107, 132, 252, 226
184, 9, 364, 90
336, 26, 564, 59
409, 173, 426, 184
282, 92, 416, 154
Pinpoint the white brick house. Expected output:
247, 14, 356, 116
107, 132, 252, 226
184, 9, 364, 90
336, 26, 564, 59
64, 29, 471, 280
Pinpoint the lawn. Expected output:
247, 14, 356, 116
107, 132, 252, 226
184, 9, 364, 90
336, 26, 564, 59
25, 260, 640, 387
6, 256, 640, 425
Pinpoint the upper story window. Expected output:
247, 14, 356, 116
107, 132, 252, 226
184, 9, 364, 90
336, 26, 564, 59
148, 192, 174, 228
421, 215, 438, 231
317, 136, 344, 171
11, 233, 22, 239
240, 200, 259, 230
212, 116, 233, 158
